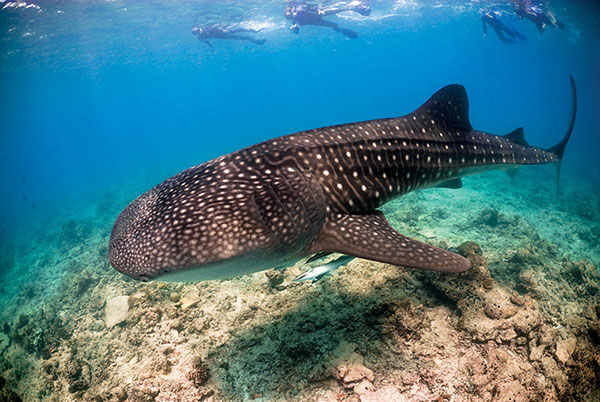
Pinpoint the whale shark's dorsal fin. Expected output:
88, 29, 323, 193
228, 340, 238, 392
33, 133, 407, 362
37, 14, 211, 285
414, 84, 472, 131
308, 211, 470, 273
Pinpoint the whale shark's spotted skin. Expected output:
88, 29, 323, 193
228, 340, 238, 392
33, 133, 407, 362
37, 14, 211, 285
109, 78, 576, 281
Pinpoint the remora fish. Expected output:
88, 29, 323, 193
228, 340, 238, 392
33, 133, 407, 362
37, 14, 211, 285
109, 77, 577, 282
294, 255, 355, 282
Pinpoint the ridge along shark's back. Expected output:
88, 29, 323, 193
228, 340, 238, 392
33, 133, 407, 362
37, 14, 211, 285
109, 77, 576, 282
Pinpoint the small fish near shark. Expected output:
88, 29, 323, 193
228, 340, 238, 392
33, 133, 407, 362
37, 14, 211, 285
294, 255, 355, 282
109, 76, 577, 282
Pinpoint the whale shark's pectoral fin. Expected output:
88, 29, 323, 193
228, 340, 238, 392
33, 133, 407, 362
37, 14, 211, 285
308, 211, 470, 273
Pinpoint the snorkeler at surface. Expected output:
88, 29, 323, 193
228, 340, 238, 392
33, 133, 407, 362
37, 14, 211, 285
511, 0, 564, 33
285, 0, 370, 39
191, 23, 266, 48
481, 8, 526, 43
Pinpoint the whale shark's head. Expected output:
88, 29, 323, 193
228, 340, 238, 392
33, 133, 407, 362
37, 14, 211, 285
109, 182, 259, 282
108, 159, 325, 282
109, 187, 168, 280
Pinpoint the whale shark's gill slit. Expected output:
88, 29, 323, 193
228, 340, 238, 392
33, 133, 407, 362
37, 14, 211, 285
249, 184, 278, 238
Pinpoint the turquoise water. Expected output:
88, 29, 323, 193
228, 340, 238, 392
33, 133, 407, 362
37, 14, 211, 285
0, 1, 599, 400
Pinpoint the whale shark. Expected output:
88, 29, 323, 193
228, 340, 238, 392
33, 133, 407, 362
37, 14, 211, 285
109, 77, 577, 282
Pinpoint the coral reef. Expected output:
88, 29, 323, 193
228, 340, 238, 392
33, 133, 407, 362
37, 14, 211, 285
0, 172, 598, 401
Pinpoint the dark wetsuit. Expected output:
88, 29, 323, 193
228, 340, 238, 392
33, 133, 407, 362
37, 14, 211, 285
512, 0, 564, 32
481, 10, 526, 43
192, 24, 265, 48
285, 1, 369, 39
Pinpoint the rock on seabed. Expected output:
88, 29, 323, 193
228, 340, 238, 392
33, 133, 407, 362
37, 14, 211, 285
105, 295, 129, 328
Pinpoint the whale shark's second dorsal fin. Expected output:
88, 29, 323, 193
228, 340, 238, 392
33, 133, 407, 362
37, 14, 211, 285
414, 84, 472, 131
503, 127, 529, 147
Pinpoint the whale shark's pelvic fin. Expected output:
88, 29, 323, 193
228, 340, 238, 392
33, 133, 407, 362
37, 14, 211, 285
308, 211, 470, 273
434, 178, 463, 189
498, 129, 527, 180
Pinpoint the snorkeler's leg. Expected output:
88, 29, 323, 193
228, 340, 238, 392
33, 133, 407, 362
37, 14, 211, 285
227, 34, 266, 45
494, 26, 515, 43
312, 19, 340, 30
503, 25, 525, 41
314, 19, 358, 39
548, 13, 565, 29
230, 27, 265, 34
534, 18, 546, 33
338, 27, 358, 39
513, 28, 527, 40
229, 27, 255, 34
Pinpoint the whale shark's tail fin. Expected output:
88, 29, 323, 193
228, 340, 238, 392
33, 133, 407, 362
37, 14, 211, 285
546, 75, 577, 194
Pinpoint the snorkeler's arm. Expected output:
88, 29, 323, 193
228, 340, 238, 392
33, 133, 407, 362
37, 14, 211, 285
482, 17, 488, 35
203, 40, 214, 49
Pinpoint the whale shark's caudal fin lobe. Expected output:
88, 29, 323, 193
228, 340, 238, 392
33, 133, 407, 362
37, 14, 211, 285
547, 75, 577, 160
546, 75, 577, 194
308, 211, 471, 273
414, 84, 473, 131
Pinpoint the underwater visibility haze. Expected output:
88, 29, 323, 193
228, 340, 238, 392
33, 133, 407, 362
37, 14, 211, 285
0, 0, 599, 400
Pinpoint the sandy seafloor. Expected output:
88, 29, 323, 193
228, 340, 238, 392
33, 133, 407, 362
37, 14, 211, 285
0, 165, 598, 402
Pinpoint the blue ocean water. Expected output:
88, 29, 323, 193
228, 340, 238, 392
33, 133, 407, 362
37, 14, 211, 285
0, 1, 599, 399
1, 0, 598, 235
